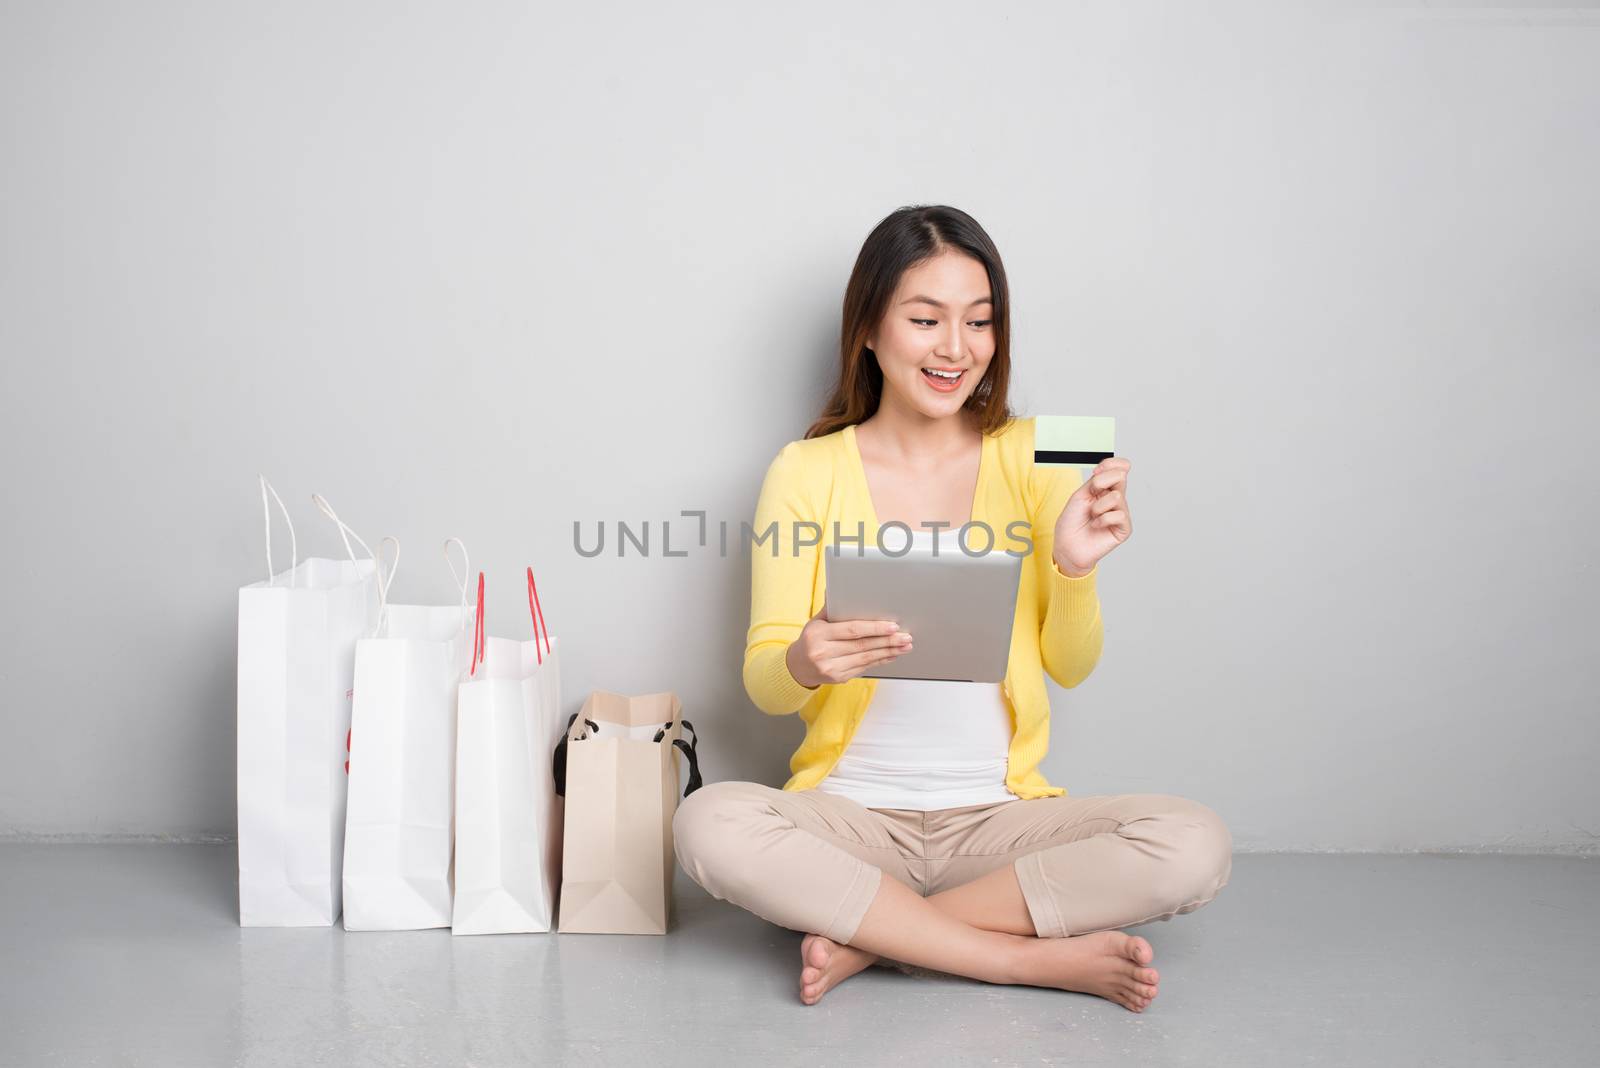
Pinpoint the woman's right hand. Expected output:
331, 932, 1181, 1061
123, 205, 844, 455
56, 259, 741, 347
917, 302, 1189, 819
785, 606, 913, 688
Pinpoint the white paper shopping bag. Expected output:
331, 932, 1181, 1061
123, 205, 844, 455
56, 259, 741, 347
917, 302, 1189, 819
341, 538, 477, 931
452, 566, 564, 936
236, 480, 383, 927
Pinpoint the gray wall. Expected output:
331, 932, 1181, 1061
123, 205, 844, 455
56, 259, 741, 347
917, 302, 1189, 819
2, 0, 1596, 851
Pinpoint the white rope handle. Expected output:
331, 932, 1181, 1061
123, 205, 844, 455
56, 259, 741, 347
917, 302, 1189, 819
444, 537, 472, 638
374, 536, 401, 636
376, 536, 400, 602
310, 493, 372, 566
310, 493, 388, 630
259, 476, 298, 587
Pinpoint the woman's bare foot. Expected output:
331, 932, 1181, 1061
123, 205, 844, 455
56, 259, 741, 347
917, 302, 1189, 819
800, 928, 1160, 1012
798, 932, 881, 1005
1014, 930, 1161, 1012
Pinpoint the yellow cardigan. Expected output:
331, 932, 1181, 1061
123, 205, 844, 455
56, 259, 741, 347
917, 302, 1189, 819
742, 415, 1104, 799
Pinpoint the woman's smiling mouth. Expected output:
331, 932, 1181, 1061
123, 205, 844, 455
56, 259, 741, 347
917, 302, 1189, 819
921, 366, 965, 392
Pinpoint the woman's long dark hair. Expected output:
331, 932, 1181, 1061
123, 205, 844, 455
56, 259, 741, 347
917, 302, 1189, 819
805, 205, 1015, 440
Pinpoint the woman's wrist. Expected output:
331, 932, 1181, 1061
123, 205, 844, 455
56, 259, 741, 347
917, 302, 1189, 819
786, 641, 820, 690
1052, 550, 1095, 579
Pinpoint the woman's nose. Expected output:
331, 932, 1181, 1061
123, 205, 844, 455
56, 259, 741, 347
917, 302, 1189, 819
939, 321, 963, 358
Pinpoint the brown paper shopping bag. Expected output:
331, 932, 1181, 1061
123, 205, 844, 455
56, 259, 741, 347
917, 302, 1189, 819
553, 690, 701, 934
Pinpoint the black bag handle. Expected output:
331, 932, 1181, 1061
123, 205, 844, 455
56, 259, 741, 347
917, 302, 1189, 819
552, 712, 599, 797
654, 718, 702, 797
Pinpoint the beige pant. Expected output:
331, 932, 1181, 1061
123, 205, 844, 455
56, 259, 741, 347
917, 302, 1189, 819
672, 780, 1233, 945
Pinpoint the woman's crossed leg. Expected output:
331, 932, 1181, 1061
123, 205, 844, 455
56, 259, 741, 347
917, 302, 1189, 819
672, 781, 1233, 1010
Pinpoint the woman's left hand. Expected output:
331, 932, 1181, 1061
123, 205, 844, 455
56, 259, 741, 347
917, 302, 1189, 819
1051, 458, 1134, 577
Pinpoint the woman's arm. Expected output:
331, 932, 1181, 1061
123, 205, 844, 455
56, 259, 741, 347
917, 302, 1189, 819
1028, 461, 1106, 689
742, 442, 821, 715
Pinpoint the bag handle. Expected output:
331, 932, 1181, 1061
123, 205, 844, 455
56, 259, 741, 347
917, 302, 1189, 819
366, 536, 400, 636
467, 567, 551, 675
654, 718, 703, 797
444, 537, 473, 644
311, 493, 393, 634
527, 567, 551, 664
258, 476, 298, 587
552, 711, 599, 798
469, 572, 486, 677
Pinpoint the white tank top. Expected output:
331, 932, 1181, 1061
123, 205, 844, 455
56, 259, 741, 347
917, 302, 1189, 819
813, 676, 1017, 810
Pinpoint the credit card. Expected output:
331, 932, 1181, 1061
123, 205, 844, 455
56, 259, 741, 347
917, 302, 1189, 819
1034, 415, 1116, 467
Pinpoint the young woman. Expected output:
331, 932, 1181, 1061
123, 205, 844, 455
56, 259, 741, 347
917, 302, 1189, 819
672, 205, 1232, 1012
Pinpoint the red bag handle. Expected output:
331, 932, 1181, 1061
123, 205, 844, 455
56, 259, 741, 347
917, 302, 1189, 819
527, 567, 551, 663
470, 571, 486, 677
469, 569, 549, 671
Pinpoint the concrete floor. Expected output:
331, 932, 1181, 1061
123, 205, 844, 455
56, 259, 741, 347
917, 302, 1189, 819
0, 845, 1595, 1066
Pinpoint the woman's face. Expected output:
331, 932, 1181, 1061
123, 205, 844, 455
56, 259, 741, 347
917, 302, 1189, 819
866, 249, 996, 421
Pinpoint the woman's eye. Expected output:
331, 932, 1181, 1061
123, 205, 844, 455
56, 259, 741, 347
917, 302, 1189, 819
911, 318, 936, 327
969, 320, 992, 328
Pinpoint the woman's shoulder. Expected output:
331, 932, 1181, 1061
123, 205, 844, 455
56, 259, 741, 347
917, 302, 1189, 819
987, 413, 1038, 455
768, 427, 849, 472
752, 431, 848, 521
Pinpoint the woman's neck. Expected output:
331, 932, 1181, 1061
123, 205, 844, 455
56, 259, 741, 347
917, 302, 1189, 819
857, 398, 978, 465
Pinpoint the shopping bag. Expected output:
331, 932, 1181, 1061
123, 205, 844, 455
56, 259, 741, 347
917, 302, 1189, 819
236, 480, 384, 927
342, 537, 477, 931
555, 690, 702, 935
451, 566, 565, 936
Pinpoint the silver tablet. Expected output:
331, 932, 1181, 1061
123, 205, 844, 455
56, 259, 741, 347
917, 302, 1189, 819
822, 528, 1022, 682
